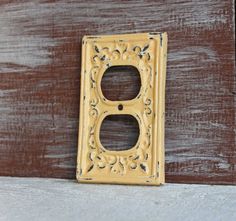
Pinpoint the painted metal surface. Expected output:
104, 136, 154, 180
0, 0, 235, 184
77, 33, 167, 185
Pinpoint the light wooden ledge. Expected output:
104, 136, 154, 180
0, 177, 235, 221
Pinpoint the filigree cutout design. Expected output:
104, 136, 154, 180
77, 33, 167, 185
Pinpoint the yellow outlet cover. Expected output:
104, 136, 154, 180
77, 32, 167, 185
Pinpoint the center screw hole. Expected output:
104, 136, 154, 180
118, 104, 123, 111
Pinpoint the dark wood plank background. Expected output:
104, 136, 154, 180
0, 0, 235, 184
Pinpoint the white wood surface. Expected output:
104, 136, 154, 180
0, 177, 235, 221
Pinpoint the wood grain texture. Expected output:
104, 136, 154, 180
100, 115, 140, 151
0, 0, 235, 184
101, 65, 141, 101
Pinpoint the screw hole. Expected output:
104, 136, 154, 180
118, 104, 123, 111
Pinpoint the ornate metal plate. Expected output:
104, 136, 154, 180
77, 33, 167, 185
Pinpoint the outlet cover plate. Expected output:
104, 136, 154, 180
77, 33, 167, 185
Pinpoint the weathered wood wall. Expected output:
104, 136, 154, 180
0, 0, 235, 184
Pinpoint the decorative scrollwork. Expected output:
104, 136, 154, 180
86, 152, 150, 175
89, 98, 99, 117
144, 97, 152, 116
85, 40, 153, 176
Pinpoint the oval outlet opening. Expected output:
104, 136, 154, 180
99, 115, 139, 151
101, 65, 141, 101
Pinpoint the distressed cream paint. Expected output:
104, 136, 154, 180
77, 33, 168, 185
